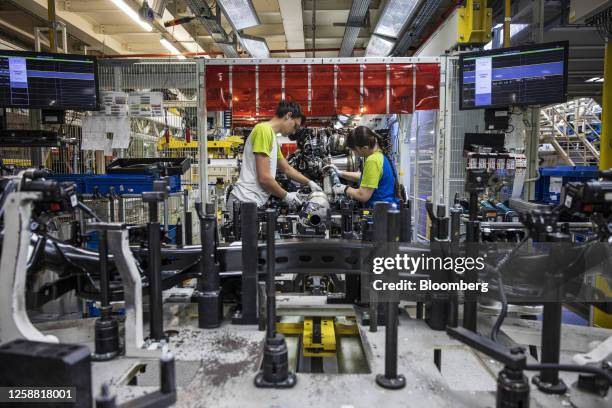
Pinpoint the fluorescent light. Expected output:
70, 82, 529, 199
218, 0, 260, 30
240, 36, 270, 58
596, 78, 604, 82
160, 38, 187, 59
365, 35, 395, 57
586, 77, 601, 82
111, 0, 153, 31
374, 0, 419, 38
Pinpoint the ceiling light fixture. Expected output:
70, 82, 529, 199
160, 38, 187, 59
365, 35, 395, 57
238, 34, 270, 58
217, 0, 260, 31
111, 0, 153, 31
373, 0, 420, 38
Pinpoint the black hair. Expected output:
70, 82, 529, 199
348, 126, 402, 201
275, 100, 306, 123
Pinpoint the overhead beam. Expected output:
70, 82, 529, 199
62, 1, 119, 12
279, 0, 305, 57
15, 0, 126, 53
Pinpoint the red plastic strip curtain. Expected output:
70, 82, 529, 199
336, 64, 361, 115
205, 65, 230, 111
232, 65, 256, 116
311, 65, 335, 116
258, 65, 282, 117
389, 64, 414, 114
284, 64, 310, 115
415, 63, 440, 111
362, 64, 387, 114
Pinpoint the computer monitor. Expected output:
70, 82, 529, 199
459, 41, 568, 110
0, 50, 99, 111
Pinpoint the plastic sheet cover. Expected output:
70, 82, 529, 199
205, 65, 230, 111
363, 64, 387, 114
232, 65, 256, 116
258, 65, 282, 117
336, 64, 361, 115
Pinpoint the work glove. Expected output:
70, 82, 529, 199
283, 191, 303, 206
332, 184, 348, 195
308, 180, 323, 192
323, 164, 339, 175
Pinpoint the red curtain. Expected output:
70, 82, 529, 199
207, 63, 440, 116
336, 64, 361, 115
232, 65, 256, 116
284, 64, 310, 115
363, 64, 387, 114
205, 65, 230, 111
415, 63, 440, 111
258, 65, 282, 116
389, 64, 414, 114
311, 65, 335, 116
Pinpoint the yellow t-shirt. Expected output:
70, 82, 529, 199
251, 122, 284, 159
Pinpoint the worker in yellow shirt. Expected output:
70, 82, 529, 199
326, 126, 400, 207
228, 101, 322, 212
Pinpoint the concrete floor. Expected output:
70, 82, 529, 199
38, 303, 612, 408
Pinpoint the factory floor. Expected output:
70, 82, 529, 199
36, 301, 612, 408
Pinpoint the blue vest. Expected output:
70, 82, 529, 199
364, 154, 400, 208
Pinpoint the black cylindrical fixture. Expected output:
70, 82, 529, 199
148, 220, 164, 340
108, 192, 115, 223
497, 368, 530, 408
539, 302, 563, 384
149, 201, 159, 223
384, 209, 400, 378
341, 202, 353, 238
176, 221, 183, 247
98, 230, 110, 307
399, 201, 412, 243
463, 220, 479, 332
370, 202, 390, 332
265, 209, 277, 339
450, 207, 462, 244
416, 302, 423, 319
184, 211, 193, 245
233, 200, 241, 241
469, 192, 478, 221
235, 202, 258, 324
201, 215, 218, 291
160, 353, 176, 394
375, 209, 405, 390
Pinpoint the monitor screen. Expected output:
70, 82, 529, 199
0, 51, 99, 111
459, 41, 568, 110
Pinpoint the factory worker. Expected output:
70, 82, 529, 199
227, 100, 322, 211
326, 126, 400, 207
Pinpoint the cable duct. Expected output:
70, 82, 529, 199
339, 0, 371, 57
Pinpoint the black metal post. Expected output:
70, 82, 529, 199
370, 202, 390, 332
183, 190, 192, 245
148, 213, 164, 340
233, 202, 258, 324
194, 202, 223, 328
426, 204, 450, 331
92, 227, 119, 361
399, 201, 412, 243
532, 238, 568, 394
463, 220, 479, 332
376, 209, 406, 390
254, 209, 296, 388
108, 187, 115, 222
265, 209, 276, 338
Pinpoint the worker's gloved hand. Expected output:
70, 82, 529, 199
332, 184, 348, 195
308, 180, 323, 192
323, 164, 339, 175
283, 191, 303, 206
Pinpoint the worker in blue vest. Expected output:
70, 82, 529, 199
326, 126, 401, 207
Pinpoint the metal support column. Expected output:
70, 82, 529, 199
601, 39, 612, 170
233, 202, 258, 324
197, 60, 209, 204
